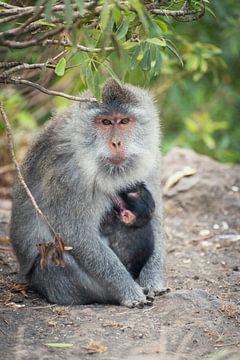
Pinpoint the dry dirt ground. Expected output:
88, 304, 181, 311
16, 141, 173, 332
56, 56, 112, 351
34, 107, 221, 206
0, 148, 239, 360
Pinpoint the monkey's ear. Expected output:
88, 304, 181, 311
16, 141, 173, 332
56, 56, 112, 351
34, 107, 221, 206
102, 79, 137, 105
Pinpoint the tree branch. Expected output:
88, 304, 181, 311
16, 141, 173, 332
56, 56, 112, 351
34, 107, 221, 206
148, 0, 205, 21
0, 77, 97, 103
1, 63, 56, 77
45, 39, 114, 53
0, 26, 64, 48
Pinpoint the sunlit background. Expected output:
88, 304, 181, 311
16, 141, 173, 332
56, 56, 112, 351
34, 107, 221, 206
0, 1, 239, 166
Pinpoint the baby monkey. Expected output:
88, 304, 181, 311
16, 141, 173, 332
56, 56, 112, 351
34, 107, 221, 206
101, 183, 155, 279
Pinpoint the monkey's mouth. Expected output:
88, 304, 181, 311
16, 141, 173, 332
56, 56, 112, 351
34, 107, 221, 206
108, 156, 125, 165
98, 156, 136, 176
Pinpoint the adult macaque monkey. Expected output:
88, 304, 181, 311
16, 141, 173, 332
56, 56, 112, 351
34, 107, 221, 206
10, 79, 165, 307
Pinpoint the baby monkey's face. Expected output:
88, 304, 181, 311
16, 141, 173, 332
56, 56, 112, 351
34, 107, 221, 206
114, 184, 155, 227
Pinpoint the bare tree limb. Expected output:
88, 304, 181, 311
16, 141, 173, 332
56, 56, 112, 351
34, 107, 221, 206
0, 2, 17, 9
1, 63, 56, 77
0, 104, 57, 237
0, 77, 97, 103
147, 0, 205, 21
0, 26, 64, 48
45, 39, 114, 53
0, 62, 23, 69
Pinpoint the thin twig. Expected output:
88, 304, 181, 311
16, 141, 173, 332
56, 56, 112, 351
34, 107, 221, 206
45, 39, 114, 53
0, 26, 64, 48
0, 2, 17, 9
0, 62, 23, 69
0, 77, 97, 102
1, 63, 56, 77
0, 104, 56, 237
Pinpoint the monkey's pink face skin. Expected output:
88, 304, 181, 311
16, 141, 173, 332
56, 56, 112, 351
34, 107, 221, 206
95, 114, 136, 165
120, 209, 136, 225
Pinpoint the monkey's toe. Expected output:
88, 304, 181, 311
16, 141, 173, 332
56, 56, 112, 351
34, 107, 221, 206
122, 296, 154, 308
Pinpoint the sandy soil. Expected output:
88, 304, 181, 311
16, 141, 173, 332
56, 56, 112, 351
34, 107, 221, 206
0, 148, 239, 360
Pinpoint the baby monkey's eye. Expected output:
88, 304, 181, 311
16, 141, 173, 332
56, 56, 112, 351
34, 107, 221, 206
120, 118, 130, 125
102, 119, 112, 126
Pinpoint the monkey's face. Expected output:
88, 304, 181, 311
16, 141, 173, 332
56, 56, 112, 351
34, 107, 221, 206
95, 113, 136, 166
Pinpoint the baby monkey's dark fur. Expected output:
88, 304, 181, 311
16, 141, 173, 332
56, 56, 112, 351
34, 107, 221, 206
101, 183, 155, 279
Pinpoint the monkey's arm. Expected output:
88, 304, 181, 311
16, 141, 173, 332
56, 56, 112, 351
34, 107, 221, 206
71, 224, 150, 306
138, 162, 166, 294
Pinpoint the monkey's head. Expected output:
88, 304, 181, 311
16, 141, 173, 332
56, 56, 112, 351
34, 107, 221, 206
75, 79, 160, 193
114, 183, 155, 227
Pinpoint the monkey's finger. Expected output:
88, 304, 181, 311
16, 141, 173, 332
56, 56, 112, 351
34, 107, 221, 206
142, 287, 149, 295
146, 294, 154, 302
154, 287, 171, 296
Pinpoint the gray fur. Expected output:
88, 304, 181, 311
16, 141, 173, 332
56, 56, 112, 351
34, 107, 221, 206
10, 80, 165, 306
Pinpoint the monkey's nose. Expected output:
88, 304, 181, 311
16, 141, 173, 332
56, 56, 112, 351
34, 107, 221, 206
112, 140, 121, 149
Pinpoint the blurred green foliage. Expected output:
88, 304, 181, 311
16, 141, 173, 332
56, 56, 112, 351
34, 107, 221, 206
159, 0, 240, 163
0, 0, 239, 163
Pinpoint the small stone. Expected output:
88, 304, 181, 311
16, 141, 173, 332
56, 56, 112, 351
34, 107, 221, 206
231, 186, 239, 192
232, 266, 239, 271
193, 275, 199, 280
221, 221, 229, 230
213, 224, 220, 230
199, 229, 210, 236
202, 240, 212, 247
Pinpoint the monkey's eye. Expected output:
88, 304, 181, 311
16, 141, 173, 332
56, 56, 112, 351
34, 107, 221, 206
120, 118, 130, 125
102, 119, 112, 126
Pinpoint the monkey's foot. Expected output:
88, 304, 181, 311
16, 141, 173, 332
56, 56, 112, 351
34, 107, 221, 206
121, 296, 154, 309
143, 287, 170, 298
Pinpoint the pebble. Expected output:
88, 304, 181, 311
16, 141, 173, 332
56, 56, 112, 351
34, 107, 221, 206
221, 221, 229, 230
199, 229, 210, 236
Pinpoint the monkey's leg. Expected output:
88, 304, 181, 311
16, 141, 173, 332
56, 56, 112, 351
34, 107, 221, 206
28, 253, 112, 305
138, 177, 166, 296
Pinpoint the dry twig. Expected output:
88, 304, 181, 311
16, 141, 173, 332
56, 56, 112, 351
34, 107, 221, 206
0, 104, 56, 236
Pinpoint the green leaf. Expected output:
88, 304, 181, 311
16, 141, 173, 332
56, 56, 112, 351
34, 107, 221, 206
100, 3, 111, 31
122, 41, 138, 50
200, 59, 208, 73
116, 17, 129, 40
153, 49, 162, 76
203, 134, 215, 149
130, 45, 141, 70
16, 111, 36, 130
32, 20, 56, 27
63, 0, 73, 26
186, 54, 199, 71
55, 58, 66, 77
206, 6, 216, 18
148, 19, 163, 38
166, 43, 183, 67
93, 71, 101, 100
141, 49, 151, 71
45, 0, 55, 21
154, 19, 168, 33
85, 64, 94, 92
146, 37, 166, 47
45, 343, 73, 349
76, 0, 85, 16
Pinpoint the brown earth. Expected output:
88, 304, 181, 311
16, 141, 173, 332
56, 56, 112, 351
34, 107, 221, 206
0, 147, 239, 360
